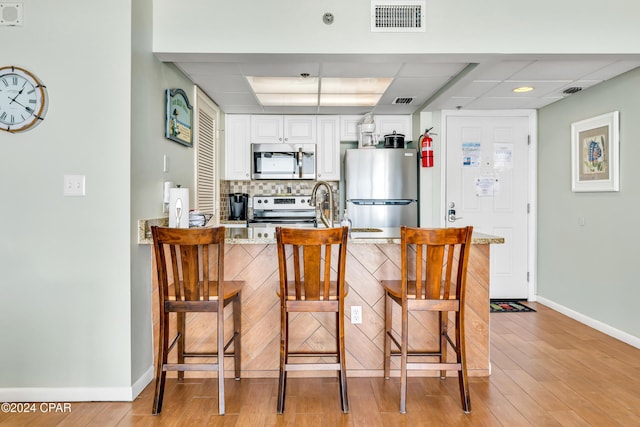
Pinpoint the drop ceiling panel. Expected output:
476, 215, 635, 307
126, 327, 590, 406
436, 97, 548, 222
455, 81, 502, 98
510, 60, 617, 80
484, 81, 572, 98
471, 61, 532, 80
464, 97, 535, 110
581, 60, 640, 79
384, 76, 450, 97
439, 97, 476, 110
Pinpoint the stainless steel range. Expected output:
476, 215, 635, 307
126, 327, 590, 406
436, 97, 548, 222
251, 195, 317, 226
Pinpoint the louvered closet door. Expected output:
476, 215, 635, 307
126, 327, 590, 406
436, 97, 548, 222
194, 87, 219, 220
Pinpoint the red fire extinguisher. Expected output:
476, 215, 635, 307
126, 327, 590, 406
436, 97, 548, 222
420, 128, 434, 168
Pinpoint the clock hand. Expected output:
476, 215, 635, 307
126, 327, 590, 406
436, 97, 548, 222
8, 87, 25, 104
7, 97, 34, 114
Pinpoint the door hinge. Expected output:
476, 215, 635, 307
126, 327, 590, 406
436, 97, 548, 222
527, 135, 531, 145
527, 271, 530, 282
527, 203, 530, 214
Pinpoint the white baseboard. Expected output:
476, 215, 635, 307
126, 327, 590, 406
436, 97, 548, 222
0, 365, 154, 402
536, 297, 640, 349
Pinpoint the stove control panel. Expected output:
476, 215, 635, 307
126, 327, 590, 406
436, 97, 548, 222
253, 195, 312, 210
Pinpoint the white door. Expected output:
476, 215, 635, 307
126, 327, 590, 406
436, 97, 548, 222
444, 113, 531, 299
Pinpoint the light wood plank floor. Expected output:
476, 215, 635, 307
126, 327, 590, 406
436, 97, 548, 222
1, 302, 639, 426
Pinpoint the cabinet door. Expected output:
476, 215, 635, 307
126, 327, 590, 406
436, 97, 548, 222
283, 115, 316, 144
251, 115, 283, 143
225, 115, 251, 180
340, 115, 363, 141
317, 116, 340, 181
375, 115, 412, 142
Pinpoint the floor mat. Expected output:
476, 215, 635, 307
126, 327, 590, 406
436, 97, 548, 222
490, 300, 536, 313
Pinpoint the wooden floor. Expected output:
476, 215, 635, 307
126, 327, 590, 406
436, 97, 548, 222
1, 302, 639, 426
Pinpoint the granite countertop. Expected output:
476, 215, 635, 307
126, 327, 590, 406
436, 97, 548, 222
138, 219, 504, 245
223, 225, 504, 245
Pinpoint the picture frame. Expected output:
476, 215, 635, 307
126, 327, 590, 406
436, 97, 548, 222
571, 111, 619, 192
165, 88, 193, 147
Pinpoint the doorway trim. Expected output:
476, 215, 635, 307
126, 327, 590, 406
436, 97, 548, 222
440, 109, 537, 301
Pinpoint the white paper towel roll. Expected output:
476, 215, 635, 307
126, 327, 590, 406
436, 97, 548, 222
169, 188, 189, 228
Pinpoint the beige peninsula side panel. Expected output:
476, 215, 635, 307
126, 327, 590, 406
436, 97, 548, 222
151, 241, 492, 378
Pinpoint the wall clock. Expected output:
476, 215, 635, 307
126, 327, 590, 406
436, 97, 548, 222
0, 65, 49, 133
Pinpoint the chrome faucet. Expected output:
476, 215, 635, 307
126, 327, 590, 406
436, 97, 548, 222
310, 181, 334, 228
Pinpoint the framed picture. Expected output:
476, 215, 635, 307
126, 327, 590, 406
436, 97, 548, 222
571, 111, 619, 192
165, 88, 193, 147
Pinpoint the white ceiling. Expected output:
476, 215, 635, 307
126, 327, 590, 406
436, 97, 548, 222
170, 53, 640, 115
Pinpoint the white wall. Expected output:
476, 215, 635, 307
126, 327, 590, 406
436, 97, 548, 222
537, 68, 640, 343
153, 0, 640, 55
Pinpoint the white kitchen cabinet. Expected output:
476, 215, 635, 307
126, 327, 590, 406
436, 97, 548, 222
339, 115, 363, 141
375, 115, 413, 142
250, 115, 316, 144
339, 114, 412, 142
224, 115, 251, 180
316, 116, 340, 181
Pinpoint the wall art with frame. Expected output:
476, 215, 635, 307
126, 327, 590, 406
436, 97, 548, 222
165, 88, 193, 147
571, 111, 619, 192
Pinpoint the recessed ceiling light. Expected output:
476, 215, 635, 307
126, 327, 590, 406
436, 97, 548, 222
513, 86, 534, 93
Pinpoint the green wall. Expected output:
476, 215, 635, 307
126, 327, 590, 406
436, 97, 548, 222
538, 68, 640, 341
0, 0, 195, 400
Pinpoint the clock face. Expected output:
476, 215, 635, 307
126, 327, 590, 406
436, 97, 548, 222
0, 66, 48, 133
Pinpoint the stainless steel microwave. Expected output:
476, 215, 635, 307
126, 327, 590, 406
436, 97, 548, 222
251, 143, 316, 180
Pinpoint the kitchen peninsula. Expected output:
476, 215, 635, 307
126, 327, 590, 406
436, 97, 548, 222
144, 224, 503, 379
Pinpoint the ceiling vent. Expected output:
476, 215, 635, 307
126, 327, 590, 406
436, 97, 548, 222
371, 1, 426, 32
392, 97, 414, 105
563, 87, 583, 95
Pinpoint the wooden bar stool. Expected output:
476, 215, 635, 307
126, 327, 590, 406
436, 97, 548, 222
151, 226, 243, 415
275, 226, 350, 414
380, 226, 473, 414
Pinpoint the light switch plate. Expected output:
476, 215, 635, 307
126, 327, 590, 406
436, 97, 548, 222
64, 175, 86, 196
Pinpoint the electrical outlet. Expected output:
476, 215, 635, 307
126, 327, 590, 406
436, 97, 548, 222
351, 306, 362, 324
63, 175, 86, 196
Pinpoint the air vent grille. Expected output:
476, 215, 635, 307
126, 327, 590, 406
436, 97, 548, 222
563, 87, 583, 95
371, 1, 426, 32
393, 97, 414, 105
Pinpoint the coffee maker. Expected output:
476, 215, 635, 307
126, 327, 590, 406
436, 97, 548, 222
228, 193, 248, 220
357, 113, 377, 148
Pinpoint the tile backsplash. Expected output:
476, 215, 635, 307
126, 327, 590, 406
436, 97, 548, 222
220, 180, 338, 221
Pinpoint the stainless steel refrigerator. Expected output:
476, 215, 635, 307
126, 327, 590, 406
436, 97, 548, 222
345, 148, 418, 228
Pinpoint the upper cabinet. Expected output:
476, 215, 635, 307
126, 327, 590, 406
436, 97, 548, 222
375, 115, 412, 142
251, 115, 317, 144
224, 115, 251, 180
224, 114, 412, 181
316, 116, 340, 181
339, 115, 413, 143
340, 115, 363, 141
